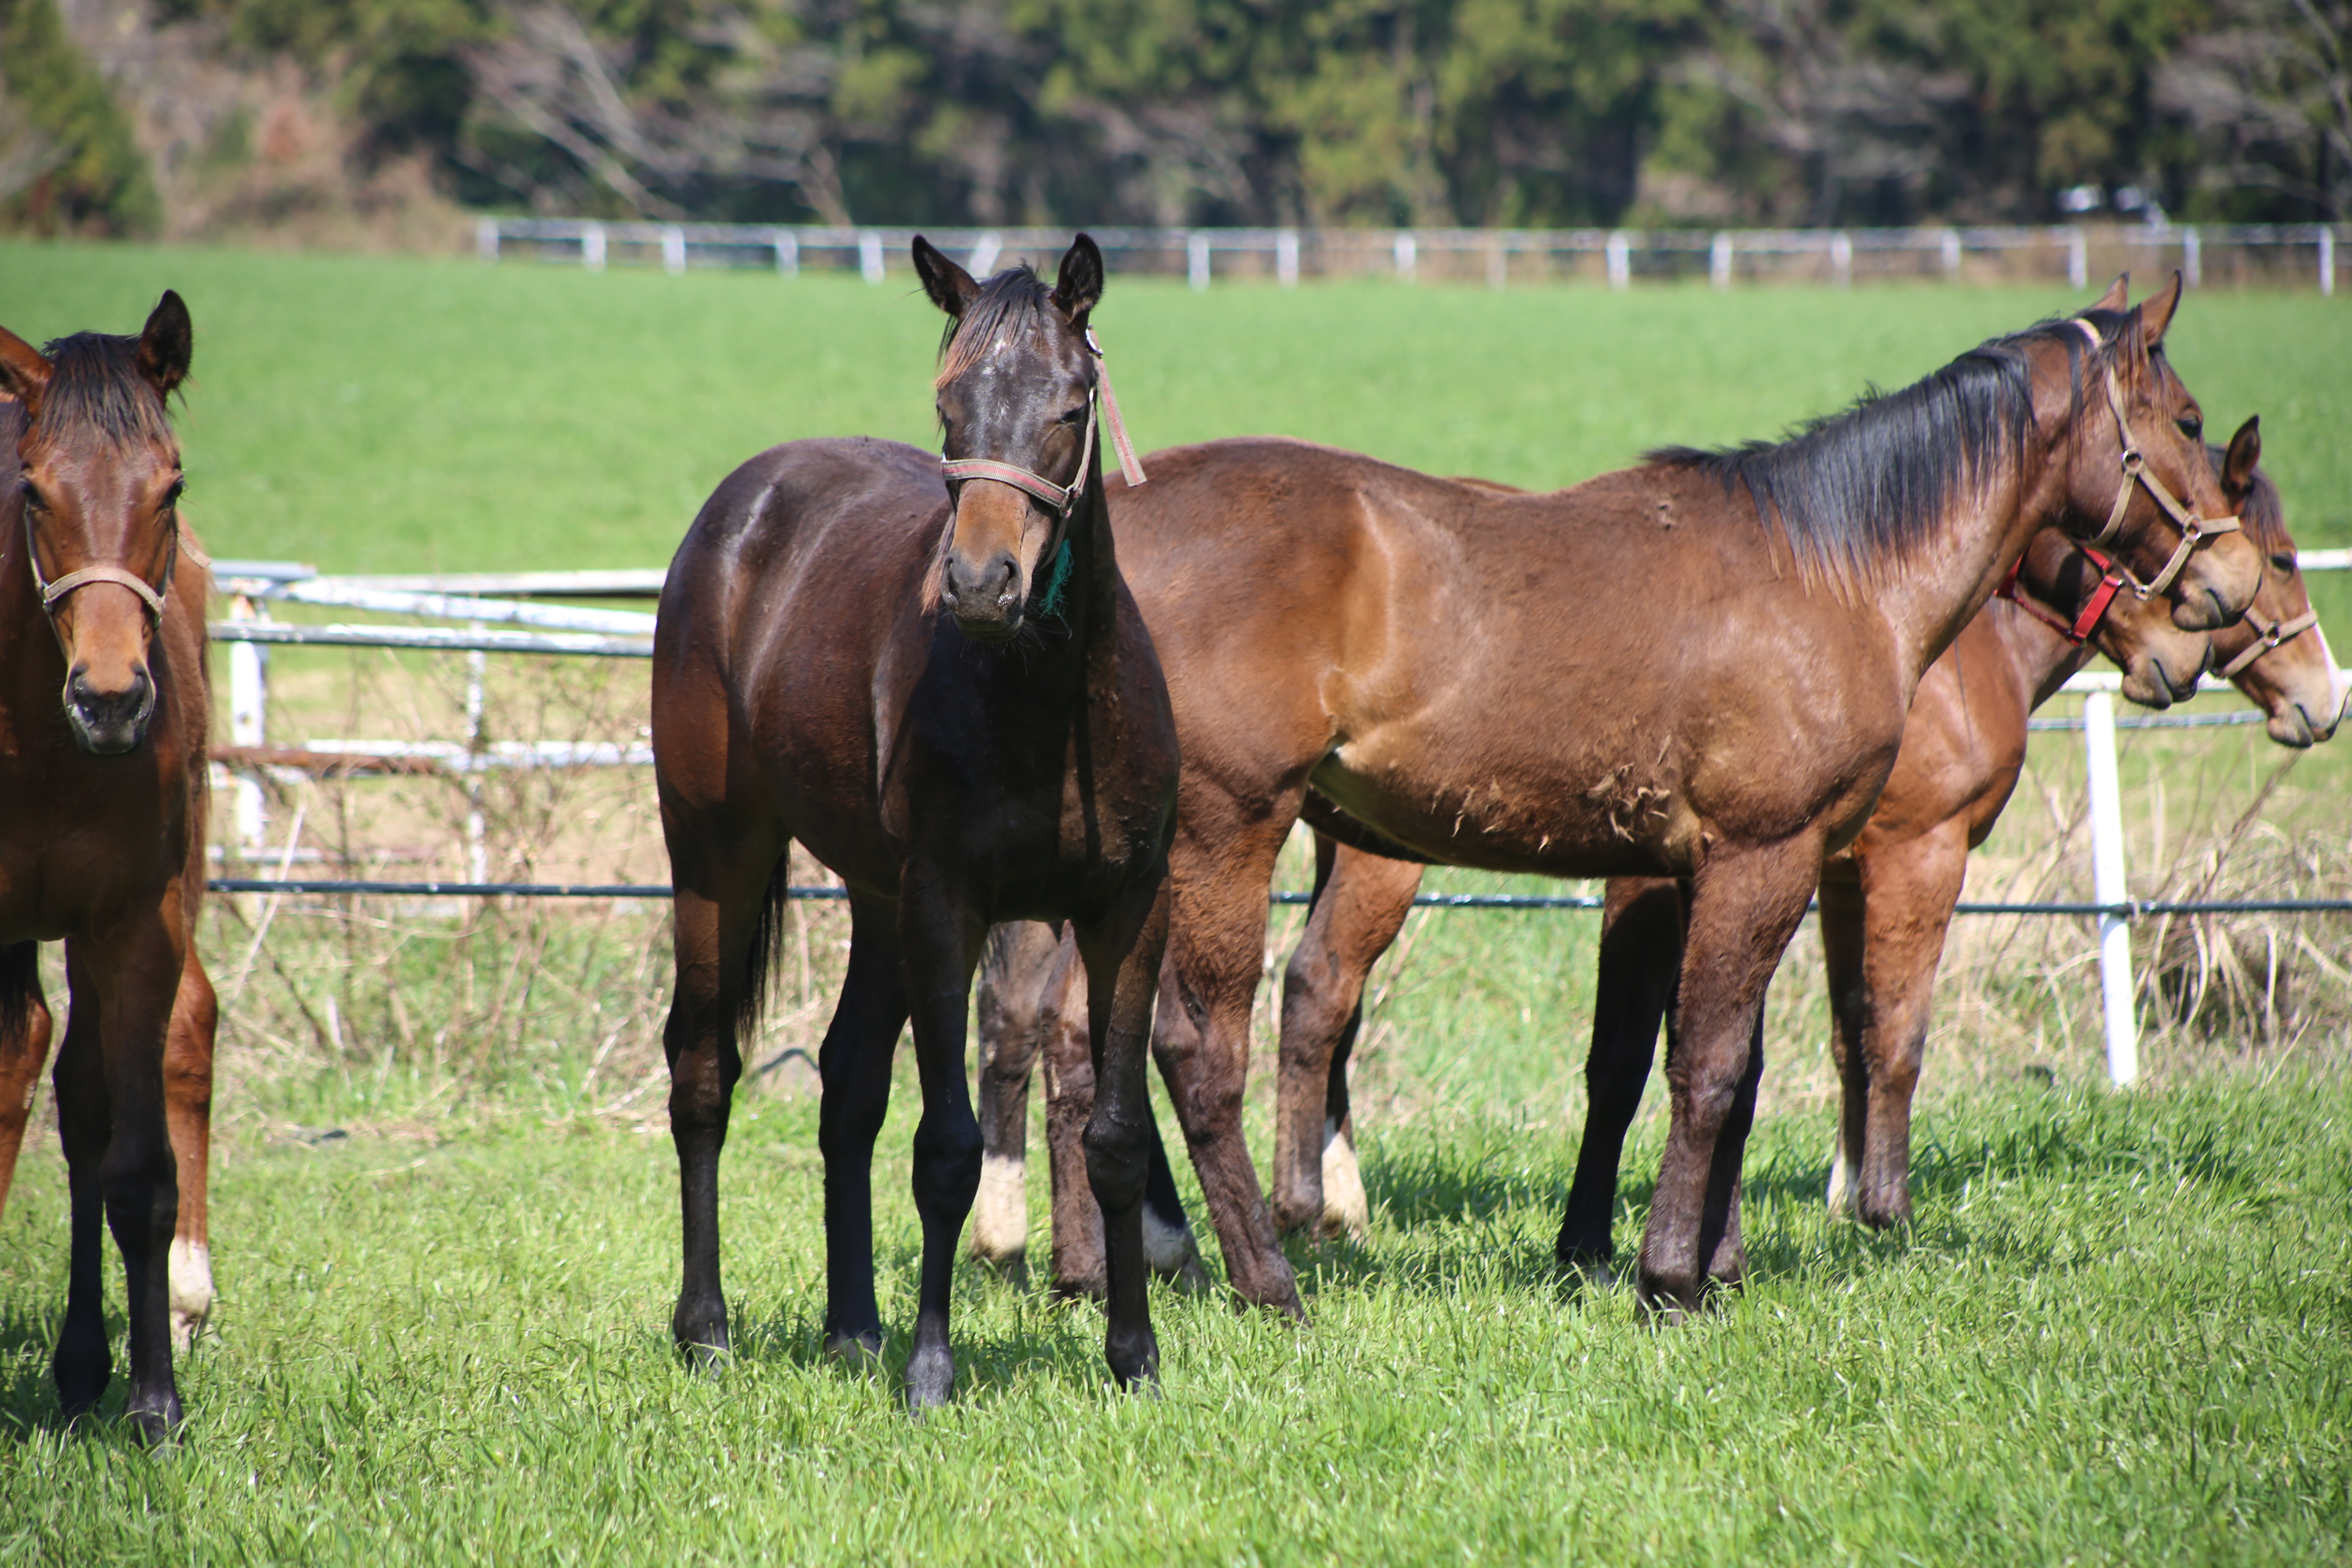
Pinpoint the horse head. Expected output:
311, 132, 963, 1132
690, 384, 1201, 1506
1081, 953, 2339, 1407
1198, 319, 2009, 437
914, 233, 1105, 644
0, 291, 191, 756
2205, 417, 2346, 746
2061, 274, 2261, 632
2010, 527, 2214, 707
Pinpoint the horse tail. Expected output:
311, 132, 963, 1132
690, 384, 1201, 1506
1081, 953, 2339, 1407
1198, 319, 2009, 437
0, 942, 39, 1043
734, 857, 791, 1036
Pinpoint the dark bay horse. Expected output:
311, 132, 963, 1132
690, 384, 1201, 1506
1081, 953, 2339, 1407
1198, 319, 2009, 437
650, 236, 1178, 1408
974, 278, 2260, 1318
0, 294, 212, 1440
1221, 415, 2336, 1266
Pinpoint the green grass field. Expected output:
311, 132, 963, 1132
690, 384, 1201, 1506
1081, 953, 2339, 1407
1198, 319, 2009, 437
2, 242, 2350, 1562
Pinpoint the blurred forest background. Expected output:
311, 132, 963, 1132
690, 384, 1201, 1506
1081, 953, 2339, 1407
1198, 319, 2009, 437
2, 0, 2349, 247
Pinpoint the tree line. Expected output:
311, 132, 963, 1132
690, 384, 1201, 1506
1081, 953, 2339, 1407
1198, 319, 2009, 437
4, 0, 2348, 239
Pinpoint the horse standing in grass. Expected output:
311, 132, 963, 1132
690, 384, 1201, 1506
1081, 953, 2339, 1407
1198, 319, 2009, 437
651, 236, 1177, 1408
0, 294, 214, 1439
971, 278, 2259, 1318
1186, 411, 2339, 1268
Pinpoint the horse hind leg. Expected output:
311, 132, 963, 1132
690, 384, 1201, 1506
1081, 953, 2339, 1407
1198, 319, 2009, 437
1077, 876, 1176, 1392
165, 951, 218, 1352
1851, 825, 1969, 1231
0, 942, 54, 1227
971, 921, 1062, 1287
1274, 839, 1418, 1241
50, 962, 114, 1418
1818, 867, 1870, 1221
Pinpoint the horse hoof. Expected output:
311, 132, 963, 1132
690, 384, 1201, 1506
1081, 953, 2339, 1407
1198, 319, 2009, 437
1633, 1270, 1708, 1325
1557, 1248, 1616, 1292
823, 1329, 883, 1365
1164, 1256, 1212, 1296
903, 1349, 956, 1412
671, 1296, 729, 1364
125, 1391, 183, 1448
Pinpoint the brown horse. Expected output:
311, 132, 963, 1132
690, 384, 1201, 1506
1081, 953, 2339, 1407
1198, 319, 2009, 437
0, 294, 212, 1440
976, 508, 2240, 1285
650, 236, 1178, 1408
1230, 416, 2335, 1267
970, 278, 2258, 1319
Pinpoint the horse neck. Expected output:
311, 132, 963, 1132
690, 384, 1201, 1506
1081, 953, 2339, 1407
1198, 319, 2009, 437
1058, 453, 1122, 654
1984, 599, 2098, 711
1867, 419, 2071, 698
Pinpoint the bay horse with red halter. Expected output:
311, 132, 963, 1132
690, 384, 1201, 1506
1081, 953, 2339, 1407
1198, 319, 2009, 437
970, 276, 2259, 1319
0, 293, 214, 1441
650, 234, 1177, 1408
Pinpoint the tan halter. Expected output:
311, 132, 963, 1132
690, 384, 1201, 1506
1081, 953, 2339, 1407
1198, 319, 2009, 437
2074, 318, 2241, 598
23, 511, 184, 626
2217, 608, 2320, 679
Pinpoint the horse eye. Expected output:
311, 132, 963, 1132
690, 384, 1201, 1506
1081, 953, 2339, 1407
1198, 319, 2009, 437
2175, 415, 2202, 440
163, 479, 186, 506
1058, 406, 1087, 426
20, 481, 44, 513
2271, 550, 2296, 574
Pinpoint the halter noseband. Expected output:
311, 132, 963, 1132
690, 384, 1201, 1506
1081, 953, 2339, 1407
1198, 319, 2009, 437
23, 510, 178, 626
939, 327, 1147, 517
2216, 607, 2320, 679
1996, 543, 2129, 646
2073, 317, 2240, 598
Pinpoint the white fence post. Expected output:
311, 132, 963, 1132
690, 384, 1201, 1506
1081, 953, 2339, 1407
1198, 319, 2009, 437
1393, 231, 1417, 283
2182, 226, 2201, 289
2067, 228, 2088, 290
1187, 232, 1211, 291
967, 232, 1002, 277
1710, 232, 1733, 290
581, 222, 606, 273
1940, 227, 1961, 279
772, 230, 798, 277
2081, 690, 2139, 1086
477, 218, 500, 262
1276, 229, 1300, 287
1831, 231, 1853, 288
227, 593, 269, 853
858, 231, 885, 284
1606, 231, 1630, 290
661, 227, 687, 275
2321, 228, 2336, 296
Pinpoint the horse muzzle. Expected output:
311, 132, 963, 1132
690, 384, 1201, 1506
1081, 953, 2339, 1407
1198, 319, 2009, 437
64, 661, 156, 755
940, 547, 1026, 643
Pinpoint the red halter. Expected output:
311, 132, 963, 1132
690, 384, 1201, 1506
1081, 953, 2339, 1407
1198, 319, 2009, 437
1996, 544, 2129, 646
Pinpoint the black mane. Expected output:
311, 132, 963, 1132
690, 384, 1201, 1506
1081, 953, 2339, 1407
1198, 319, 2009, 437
1646, 314, 2120, 590
37, 332, 174, 443
934, 264, 1055, 389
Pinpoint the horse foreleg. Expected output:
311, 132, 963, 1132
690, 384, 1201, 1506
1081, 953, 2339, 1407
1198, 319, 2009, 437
1149, 815, 1302, 1317
1077, 875, 1174, 1391
971, 921, 1062, 1285
1273, 839, 1418, 1240
51, 959, 111, 1419
897, 873, 987, 1411
1637, 842, 1818, 1321
816, 895, 911, 1363
1556, 878, 1683, 1279
1851, 824, 1968, 1230
165, 950, 218, 1352
1819, 865, 1870, 1221
0, 942, 54, 1227
71, 903, 188, 1441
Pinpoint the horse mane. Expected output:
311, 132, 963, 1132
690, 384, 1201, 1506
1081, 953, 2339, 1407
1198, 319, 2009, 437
934, 264, 1055, 390
36, 332, 175, 443
1646, 313, 2126, 594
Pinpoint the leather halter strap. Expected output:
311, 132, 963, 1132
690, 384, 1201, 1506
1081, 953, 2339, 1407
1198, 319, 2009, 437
23, 512, 178, 625
939, 327, 1147, 515
2076, 329, 2240, 597
2217, 608, 2320, 679
1997, 543, 2129, 646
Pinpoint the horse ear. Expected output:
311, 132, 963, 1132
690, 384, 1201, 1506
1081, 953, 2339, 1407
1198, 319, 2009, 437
912, 236, 981, 320
2136, 271, 2183, 351
137, 290, 192, 398
1051, 234, 1104, 321
2090, 274, 2129, 313
2222, 415, 2261, 499
0, 324, 51, 414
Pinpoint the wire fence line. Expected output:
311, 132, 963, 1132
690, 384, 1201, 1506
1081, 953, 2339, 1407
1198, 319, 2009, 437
478, 217, 2352, 294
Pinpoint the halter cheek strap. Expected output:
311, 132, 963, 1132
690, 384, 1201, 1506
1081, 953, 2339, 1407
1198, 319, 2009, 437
939, 327, 1148, 518
2217, 608, 2320, 679
1997, 544, 2129, 646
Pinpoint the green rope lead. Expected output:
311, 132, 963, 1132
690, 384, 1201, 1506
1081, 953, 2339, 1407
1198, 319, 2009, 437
1038, 537, 1074, 617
